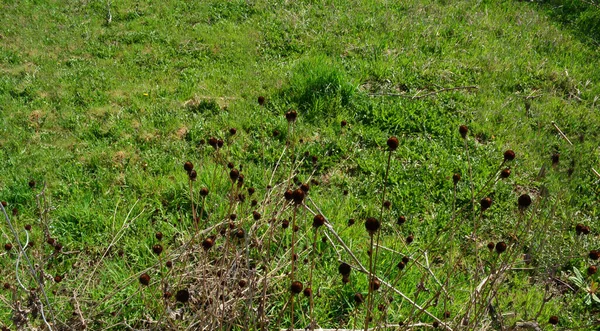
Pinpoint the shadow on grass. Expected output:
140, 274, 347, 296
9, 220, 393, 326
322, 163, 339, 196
531, 0, 600, 46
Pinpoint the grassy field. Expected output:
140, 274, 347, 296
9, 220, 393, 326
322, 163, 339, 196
1, 0, 599, 329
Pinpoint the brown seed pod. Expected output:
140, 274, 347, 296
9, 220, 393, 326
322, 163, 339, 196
282, 219, 290, 229
383, 200, 391, 209
176, 289, 190, 303
217, 139, 224, 148
139, 273, 150, 286
387, 136, 399, 151
548, 315, 559, 325
504, 150, 515, 161
24, 224, 32, 231
518, 194, 532, 208
338, 263, 351, 276
354, 292, 364, 304
576, 223, 585, 235
500, 168, 511, 178
184, 161, 194, 172
236, 229, 245, 239
155, 232, 163, 241
247, 187, 255, 195
406, 235, 414, 244
480, 197, 492, 211
343, 189, 349, 195
452, 173, 461, 184
230, 214, 237, 221
588, 265, 597, 275
29, 180, 36, 188
397, 261, 405, 270
202, 238, 214, 250
227, 162, 234, 169
459, 125, 468, 138
229, 128, 237, 135
444, 311, 451, 319
348, 218, 355, 226
582, 226, 591, 235
284, 189, 293, 201
341, 275, 350, 284
313, 214, 326, 228
397, 216, 406, 225
152, 244, 163, 255
253, 211, 261, 221
495, 241, 507, 254
188, 170, 197, 181
300, 183, 310, 193
3, 283, 10, 290
589, 250, 600, 260
303, 287, 312, 297
369, 279, 381, 291
238, 279, 247, 288
54, 275, 63, 283
229, 169, 239, 182
341, 120, 347, 127
365, 217, 380, 234
285, 110, 298, 123
199, 188, 209, 197
402, 256, 410, 264
292, 189, 305, 204
208, 137, 218, 148
258, 96, 265, 105
290, 281, 303, 294
166, 261, 173, 268
433, 321, 440, 328
55, 243, 63, 251
4, 243, 12, 251
487, 242, 495, 251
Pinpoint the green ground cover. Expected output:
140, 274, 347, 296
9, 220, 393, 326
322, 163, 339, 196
1, 0, 599, 329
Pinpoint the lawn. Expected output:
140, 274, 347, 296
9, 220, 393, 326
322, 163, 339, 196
0, 0, 599, 330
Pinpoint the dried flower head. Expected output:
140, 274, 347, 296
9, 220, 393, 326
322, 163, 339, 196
341, 120, 348, 127
229, 128, 237, 135
504, 150, 515, 161
258, 96, 265, 105
453, 173, 461, 184
253, 211, 261, 221
397, 216, 406, 225
282, 219, 290, 229
284, 189, 293, 201
387, 136, 399, 151
208, 137, 218, 149
229, 169, 239, 182
406, 235, 414, 244
176, 289, 190, 303
184, 161, 194, 173
139, 273, 151, 286
247, 187, 255, 195
24, 224, 32, 231
459, 125, 468, 138
338, 263, 351, 276
354, 292, 364, 304
285, 110, 298, 123
397, 261, 405, 270
480, 197, 492, 211
202, 238, 214, 250
589, 250, 600, 260
365, 217, 380, 234
383, 200, 391, 209
54, 275, 63, 283
4, 243, 12, 251
292, 189, 305, 204
551, 153, 559, 165
588, 265, 597, 276
188, 170, 197, 181
300, 183, 310, 193
313, 214, 326, 228
155, 232, 163, 241
348, 218, 355, 226
369, 279, 381, 291
152, 244, 163, 255
548, 316, 558, 325
495, 241, 507, 254
487, 242, 495, 251
303, 287, 312, 297
28, 180, 36, 188
200, 187, 209, 197
290, 281, 303, 294
518, 194, 532, 208
500, 168, 511, 178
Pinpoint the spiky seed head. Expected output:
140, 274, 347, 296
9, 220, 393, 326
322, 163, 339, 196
199, 187, 209, 196
354, 292, 364, 304
285, 110, 298, 123
459, 125, 468, 138
518, 194, 532, 208
369, 279, 381, 291
397, 261, 405, 270
175, 289, 190, 303
290, 281, 303, 294
300, 183, 310, 193
139, 273, 150, 286
365, 217, 380, 234
480, 197, 492, 211
4, 243, 12, 251
387, 136, 399, 151
495, 241, 507, 254
338, 263, 351, 276
284, 189, 293, 201
184, 161, 194, 172
236, 229, 245, 239
208, 137, 218, 148
292, 189, 305, 204
313, 214, 326, 228
504, 150, 515, 161
202, 238, 214, 250
54, 275, 62, 283
453, 173, 461, 184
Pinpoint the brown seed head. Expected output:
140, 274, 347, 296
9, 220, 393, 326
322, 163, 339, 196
303, 287, 312, 297
365, 217, 380, 234
453, 173, 461, 184
339, 262, 351, 276
504, 149, 516, 161
4, 243, 12, 251
54, 275, 62, 283
551, 153, 559, 165
487, 242, 495, 251
406, 235, 414, 244
369, 279, 381, 291
152, 244, 163, 255
208, 137, 218, 148
588, 265, 597, 275
217, 139, 224, 148
397, 261, 405, 270
155, 232, 163, 241
383, 200, 391, 209
444, 311, 451, 319
285, 110, 298, 123
253, 211, 261, 221
163, 291, 172, 299
202, 238, 214, 250
576, 223, 585, 235
3, 283, 10, 290
175, 289, 190, 303
28, 180, 36, 188
188, 170, 197, 181
247, 187, 255, 195
459, 125, 468, 138
348, 218, 355, 226
341, 120, 348, 127
24, 224, 32, 231
387, 136, 399, 151
236, 229, 245, 239
284, 189, 293, 201
589, 250, 600, 260
227, 162, 234, 169
480, 197, 492, 211
184, 161, 194, 172
282, 219, 289, 229
402, 256, 410, 264
495, 241, 507, 254
199, 187, 209, 197
292, 189, 305, 204
548, 315, 559, 325
582, 226, 591, 235
313, 214, 326, 228
354, 292, 364, 304
500, 168, 511, 178
238, 279, 247, 288
300, 183, 310, 193
290, 281, 303, 294
397, 216, 406, 225
139, 273, 150, 286
518, 194, 532, 208
229, 128, 237, 135
433, 321, 440, 328
258, 96, 265, 105
166, 261, 173, 268
229, 169, 239, 182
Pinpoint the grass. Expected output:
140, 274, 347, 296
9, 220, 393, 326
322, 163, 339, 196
1, 0, 599, 329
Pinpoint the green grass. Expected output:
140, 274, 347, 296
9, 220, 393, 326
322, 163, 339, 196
1, 0, 599, 329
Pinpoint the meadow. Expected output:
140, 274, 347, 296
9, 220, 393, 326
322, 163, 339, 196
1, 0, 599, 330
